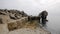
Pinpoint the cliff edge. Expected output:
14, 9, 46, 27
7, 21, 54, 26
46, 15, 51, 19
0, 9, 51, 34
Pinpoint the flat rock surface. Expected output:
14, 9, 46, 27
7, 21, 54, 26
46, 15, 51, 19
9, 28, 50, 34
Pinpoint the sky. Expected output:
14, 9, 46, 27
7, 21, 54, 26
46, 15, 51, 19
0, 0, 60, 16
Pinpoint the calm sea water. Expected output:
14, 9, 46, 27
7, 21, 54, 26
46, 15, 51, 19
44, 16, 60, 34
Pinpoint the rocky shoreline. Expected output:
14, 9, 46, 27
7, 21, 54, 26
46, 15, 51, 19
0, 9, 51, 34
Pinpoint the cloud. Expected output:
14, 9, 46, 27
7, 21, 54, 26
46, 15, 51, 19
0, 0, 60, 16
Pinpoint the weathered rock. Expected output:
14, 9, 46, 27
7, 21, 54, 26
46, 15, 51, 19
0, 9, 51, 34
14, 13, 22, 19
0, 12, 6, 15
8, 20, 51, 34
7, 17, 28, 31
8, 28, 51, 34
0, 24, 9, 34
0, 9, 28, 22
9, 13, 17, 20
0, 18, 3, 24
0, 15, 11, 24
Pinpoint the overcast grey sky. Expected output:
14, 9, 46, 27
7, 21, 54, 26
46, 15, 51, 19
0, 0, 60, 16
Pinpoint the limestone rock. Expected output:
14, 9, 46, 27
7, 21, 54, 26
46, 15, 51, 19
0, 24, 9, 34
0, 9, 51, 34
0, 9, 28, 23
7, 17, 28, 31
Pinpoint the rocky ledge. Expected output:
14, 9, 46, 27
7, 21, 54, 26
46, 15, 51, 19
0, 9, 51, 34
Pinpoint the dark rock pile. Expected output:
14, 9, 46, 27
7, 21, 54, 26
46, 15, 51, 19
0, 9, 28, 19
0, 9, 28, 24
